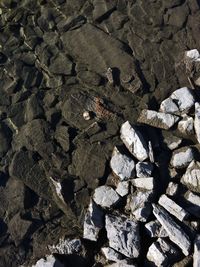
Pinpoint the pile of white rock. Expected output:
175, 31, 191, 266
32, 50, 200, 267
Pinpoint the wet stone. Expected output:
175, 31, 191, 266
105, 214, 140, 258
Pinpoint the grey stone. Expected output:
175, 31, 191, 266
153, 204, 191, 256
49, 53, 72, 75
110, 147, 135, 181
194, 102, 200, 143
33, 255, 64, 267
194, 235, 200, 267
105, 262, 137, 267
138, 109, 179, 130
116, 181, 129, 197
170, 147, 194, 169
145, 220, 168, 238
132, 177, 154, 190
160, 87, 195, 114
158, 194, 189, 221
93, 186, 120, 208
166, 182, 179, 196
148, 141, 155, 163
135, 162, 154, 178
83, 200, 104, 241
178, 115, 194, 135
48, 238, 82, 254
101, 247, 123, 262
55, 125, 70, 152
184, 191, 200, 217
164, 135, 182, 150
181, 161, 200, 193
147, 238, 179, 267
120, 121, 148, 161
105, 214, 140, 258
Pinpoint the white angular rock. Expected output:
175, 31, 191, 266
126, 190, 153, 222
181, 161, 200, 193
194, 102, 200, 143
110, 147, 135, 181
120, 121, 148, 161
135, 162, 154, 178
166, 182, 179, 196
185, 49, 200, 62
184, 191, 200, 217
105, 214, 140, 258
153, 204, 191, 256
33, 255, 64, 267
145, 220, 168, 238
137, 109, 179, 130
194, 235, 200, 267
48, 238, 82, 254
132, 177, 154, 191
178, 115, 194, 135
164, 135, 182, 150
101, 247, 123, 262
158, 194, 189, 221
93, 186, 120, 208
160, 87, 195, 114
116, 181, 129, 197
83, 200, 104, 241
147, 238, 179, 267
170, 147, 194, 169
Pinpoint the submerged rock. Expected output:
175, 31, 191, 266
138, 109, 179, 130
120, 121, 148, 161
181, 161, 200, 193
93, 186, 120, 208
170, 147, 194, 169
105, 214, 140, 258
110, 147, 135, 181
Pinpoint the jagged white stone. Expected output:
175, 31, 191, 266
170, 147, 194, 169
120, 121, 148, 161
178, 115, 194, 135
32, 255, 64, 267
194, 102, 200, 143
185, 49, 200, 62
135, 162, 153, 178
110, 147, 135, 180
116, 181, 129, 197
158, 194, 189, 221
166, 182, 179, 196
181, 161, 200, 193
93, 186, 120, 208
105, 214, 140, 258
164, 135, 182, 150
145, 220, 168, 238
126, 190, 153, 222
132, 177, 154, 190
83, 200, 104, 241
101, 247, 123, 262
160, 87, 195, 114
147, 238, 179, 267
194, 235, 200, 267
138, 109, 179, 130
153, 204, 191, 256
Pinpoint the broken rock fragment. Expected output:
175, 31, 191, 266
158, 194, 189, 221
110, 147, 135, 181
147, 238, 179, 267
83, 200, 104, 241
116, 181, 129, 197
194, 102, 200, 143
48, 238, 82, 254
120, 121, 148, 161
145, 220, 168, 238
132, 177, 154, 191
184, 191, 200, 217
135, 161, 154, 178
178, 115, 194, 135
33, 255, 64, 267
185, 49, 200, 62
153, 204, 191, 256
101, 247, 123, 262
138, 109, 179, 130
170, 147, 194, 169
181, 161, 200, 193
105, 214, 140, 258
166, 182, 179, 196
194, 235, 200, 267
93, 186, 120, 208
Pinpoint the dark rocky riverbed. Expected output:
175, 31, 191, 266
0, 0, 200, 266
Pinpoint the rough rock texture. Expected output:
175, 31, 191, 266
181, 161, 200, 193
33, 255, 64, 267
105, 214, 140, 258
170, 147, 194, 169
194, 102, 200, 143
93, 186, 120, 208
145, 220, 168, 238
194, 235, 200, 267
178, 115, 194, 135
135, 162, 154, 178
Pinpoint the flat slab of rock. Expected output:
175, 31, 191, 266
110, 147, 135, 181
158, 194, 189, 221
181, 161, 200, 193
153, 204, 191, 256
194, 102, 200, 143
147, 238, 179, 267
170, 147, 194, 169
105, 214, 140, 258
138, 109, 179, 130
93, 185, 120, 208
132, 177, 154, 190
194, 235, 200, 267
83, 200, 104, 241
135, 162, 154, 178
120, 121, 148, 161
160, 87, 195, 114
